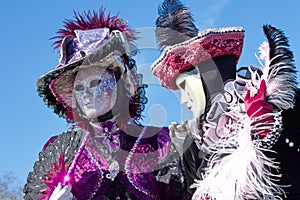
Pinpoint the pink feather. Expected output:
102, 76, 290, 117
39, 154, 73, 200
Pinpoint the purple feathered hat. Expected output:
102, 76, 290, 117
37, 8, 143, 122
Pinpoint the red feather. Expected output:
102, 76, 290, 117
51, 7, 136, 50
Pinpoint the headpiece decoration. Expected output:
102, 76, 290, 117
155, 0, 198, 49
257, 24, 297, 110
152, 0, 244, 90
37, 8, 147, 123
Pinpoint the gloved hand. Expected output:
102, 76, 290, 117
169, 121, 188, 156
244, 79, 273, 119
49, 183, 74, 200
244, 79, 274, 138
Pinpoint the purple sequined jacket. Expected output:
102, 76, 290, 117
23, 125, 187, 200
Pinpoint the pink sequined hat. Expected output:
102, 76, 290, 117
151, 0, 244, 90
36, 8, 139, 121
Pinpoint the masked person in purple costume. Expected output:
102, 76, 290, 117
23, 8, 187, 200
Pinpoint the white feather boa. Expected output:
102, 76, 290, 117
190, 25, 296, 200
191, 108, 284, 200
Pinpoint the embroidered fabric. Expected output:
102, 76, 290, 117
252, 110, 283, 149
191, 105, 285, 200
188, 64, 297, 199
65, 28, 111, 64
23, 126, 177, 200
152, 28, 244, 89
179, 78, 286, 199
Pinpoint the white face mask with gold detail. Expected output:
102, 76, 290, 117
74, 66, 117, 119
175, 73, 206, 119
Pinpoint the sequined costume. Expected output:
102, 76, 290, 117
24, 8, 187, 200
25, 125, 186, 200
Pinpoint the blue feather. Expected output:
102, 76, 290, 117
155, 0, 198, 49
158, 0, 184, 16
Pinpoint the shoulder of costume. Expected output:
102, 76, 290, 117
123, 124, 170, 151
141, 126, 170, 144
125, 124, 169, 137
144, 125, 169, 136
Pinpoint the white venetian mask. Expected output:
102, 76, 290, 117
74, 66, 117, 119
175, 73, 206, 119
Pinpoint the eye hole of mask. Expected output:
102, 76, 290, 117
178, 79, 186, 90
74, 84, 84, 91
90, 79, 101, 88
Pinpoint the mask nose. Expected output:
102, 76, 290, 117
83, 86, 93, 99
180, 90, 189, 105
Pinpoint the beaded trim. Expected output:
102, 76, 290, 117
124, 127, 157, 199
151, 27, 244, 89
85, 148, 104, 200
152, 27, 244, 68
259, 110, 283, 149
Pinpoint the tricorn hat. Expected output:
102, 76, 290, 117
151, 0, 244, 90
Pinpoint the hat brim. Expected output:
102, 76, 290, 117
152, 27, 245, 90
37, 36, 130, 119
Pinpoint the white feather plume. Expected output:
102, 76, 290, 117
259, 25, 297, 110
191, 109, 284, 200
258, 41, 270, 81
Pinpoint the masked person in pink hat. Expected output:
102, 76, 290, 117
23, 8, 188, 200
152, 0, 300, 199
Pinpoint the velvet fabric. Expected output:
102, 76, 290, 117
34, 125, 187, 200
265, 89, 300, 199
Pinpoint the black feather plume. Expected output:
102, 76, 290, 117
263, 24, 298, 110
155, 0, 198, 49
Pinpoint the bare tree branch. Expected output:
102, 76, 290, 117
0, 172, 23, 200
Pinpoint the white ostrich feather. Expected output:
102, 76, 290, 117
191, 110, 284, 200
258, 41, 270, 81
258, 25, 297, 110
